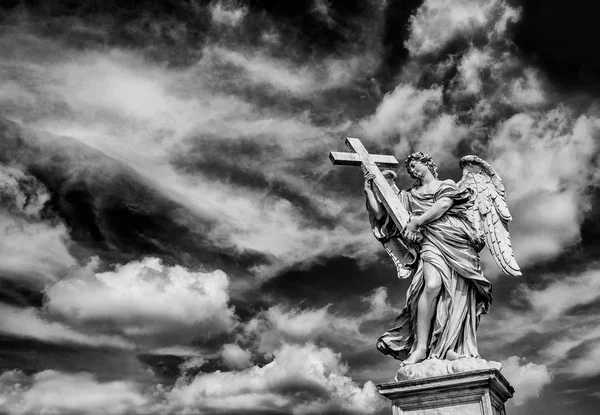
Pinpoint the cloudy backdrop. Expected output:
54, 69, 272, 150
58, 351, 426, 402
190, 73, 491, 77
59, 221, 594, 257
0, 0, 599, 414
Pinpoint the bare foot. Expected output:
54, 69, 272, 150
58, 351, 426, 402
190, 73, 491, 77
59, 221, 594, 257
401, 348, 427, 366
446, 351, 464, 361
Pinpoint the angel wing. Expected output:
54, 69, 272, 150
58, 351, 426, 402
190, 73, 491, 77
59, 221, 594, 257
457, 155, 522, 277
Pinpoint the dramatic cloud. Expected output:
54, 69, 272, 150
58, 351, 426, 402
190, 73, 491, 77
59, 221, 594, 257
44, 257, 236, 347
501, 356, 552, 406
243, 287, 398, 354
0, 343, 386, 415
0, 165, 50, 217
210, 1, 248, 27
0, 165, 75, 284
167, 343, 387, 415
1, 1, 599, 414
362, 85, 467, 166
0, 26, 381, 280
362, 0, 600, 276
563, 340, 600, 379
525, 269, 600, 320
406, 0, 520, 56
361, 85, 443, 143
528, 268, 600, 379
204, 47, 374, 96
0, 212, 74, 284
0, 303, 133, 349
311, 0, 336, 28
0, 370, 152, 415
222, 343, 253, 370
490, 111, 599, 266
481, 265, 600, 384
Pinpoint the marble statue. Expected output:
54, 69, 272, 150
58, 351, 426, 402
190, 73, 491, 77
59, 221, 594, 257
364, 152, 521, 371
330, 139, 520, 379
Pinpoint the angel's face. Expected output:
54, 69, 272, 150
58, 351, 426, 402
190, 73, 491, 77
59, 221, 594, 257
409, 160, 429, 179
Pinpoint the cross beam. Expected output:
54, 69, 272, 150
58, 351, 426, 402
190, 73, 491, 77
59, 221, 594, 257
328, 152, 399, 168
329, 137, 410, 230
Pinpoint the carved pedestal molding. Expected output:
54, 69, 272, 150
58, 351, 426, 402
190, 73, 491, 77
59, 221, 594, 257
377, 369, 514, 415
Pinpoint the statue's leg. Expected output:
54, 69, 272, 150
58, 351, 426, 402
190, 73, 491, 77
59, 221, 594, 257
403, 262, 442, 365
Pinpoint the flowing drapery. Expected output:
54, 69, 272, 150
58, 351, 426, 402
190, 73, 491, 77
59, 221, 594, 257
371, 181, 492, 361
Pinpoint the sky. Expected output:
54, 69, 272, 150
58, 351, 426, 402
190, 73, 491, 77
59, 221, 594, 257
0, 0, 599, 414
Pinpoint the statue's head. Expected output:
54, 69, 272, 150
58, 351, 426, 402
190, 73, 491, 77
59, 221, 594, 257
404, 152, 438, 183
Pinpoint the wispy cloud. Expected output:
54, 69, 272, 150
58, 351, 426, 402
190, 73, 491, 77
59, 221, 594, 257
204, 46, 375, 96
0, 24, 381, 280
210, 1, 248, 27
242, 287, 398, 355
0, 303, 134, 349
482, 266, 600, 379
406, 0, 520, 56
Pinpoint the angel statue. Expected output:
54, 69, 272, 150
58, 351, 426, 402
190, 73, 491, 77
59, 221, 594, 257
364, 152, 521, 367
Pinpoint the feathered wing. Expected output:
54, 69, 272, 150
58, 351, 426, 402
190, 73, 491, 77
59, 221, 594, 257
458, 155, 522, 277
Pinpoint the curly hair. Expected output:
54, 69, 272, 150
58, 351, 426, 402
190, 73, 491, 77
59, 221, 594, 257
404, 152, 438, 184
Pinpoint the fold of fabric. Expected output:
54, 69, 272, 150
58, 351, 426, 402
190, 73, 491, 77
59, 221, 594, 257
376, 180, 492, 361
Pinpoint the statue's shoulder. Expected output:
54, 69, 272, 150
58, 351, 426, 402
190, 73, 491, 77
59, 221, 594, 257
438, 179, 458, 191
404, 185, 418, 195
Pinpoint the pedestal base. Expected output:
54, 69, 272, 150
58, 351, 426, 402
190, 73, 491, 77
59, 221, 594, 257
377, 369, 514, 415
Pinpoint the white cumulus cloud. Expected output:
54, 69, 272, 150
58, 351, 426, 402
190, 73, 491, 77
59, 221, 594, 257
222, 343, 253, 369
490, 111, 599, 267
167, 343, 387, 414
0, 370, 153, 415
44, 257, 237, 347
501, 356, 552, 406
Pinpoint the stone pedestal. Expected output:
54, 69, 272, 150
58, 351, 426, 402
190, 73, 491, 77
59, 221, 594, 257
377, 369, 514, 415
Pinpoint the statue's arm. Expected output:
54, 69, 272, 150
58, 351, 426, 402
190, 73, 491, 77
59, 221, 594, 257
364, 177, 385, 220
404, 196, 452, 240
414, 197, 453, 227
403, 196, 452, 242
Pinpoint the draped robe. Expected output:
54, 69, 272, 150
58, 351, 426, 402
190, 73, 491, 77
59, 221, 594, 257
370, 180, 492, 361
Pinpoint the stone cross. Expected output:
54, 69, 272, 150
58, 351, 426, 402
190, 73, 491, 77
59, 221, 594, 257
329, 137, 411, 230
